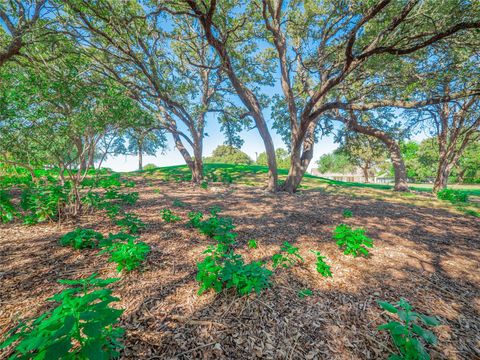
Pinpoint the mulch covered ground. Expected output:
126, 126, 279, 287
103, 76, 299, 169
1, 178, 479, 359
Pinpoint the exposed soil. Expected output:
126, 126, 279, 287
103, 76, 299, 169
1, 179, 479, 359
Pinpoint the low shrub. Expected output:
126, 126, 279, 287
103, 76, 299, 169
98, 232, 137, 248
60, 228, 104, 250
101, 239, 150, 272
172, 199, 187, 208
115, 213, 146, 234
187, 211, 203, 228
343, 209, 353, 218
0, 274, 124, 359
196, 245, 272, 296
21, 183, 70, 224
0, 190, 16, 223
437, 188, 468, 203
142, 164, 157, 171
161, 208, 181, 223
310, 250, 332, 277
333, 224, 373, 257
272, 241, 304, 269
378, 298, 440, 360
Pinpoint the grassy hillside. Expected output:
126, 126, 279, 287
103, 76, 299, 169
133, 163, 480, 196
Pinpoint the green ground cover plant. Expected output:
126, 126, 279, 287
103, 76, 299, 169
101, 239, 150, 272
0, 274, 124, 359
21, 182, 70, 224
161, 208, 181, 223
333, 224, 374, 257
196, 244, 272, 296
378, 298, 440, 360
437, 188, 468, 203
115, 213, 146, 234
272, 242, 304, 269
0, 190, 16, 223
298, 289, 313, 298
310, 250, 333, 277
247, 239, 258, 249
60, 228, 104, 250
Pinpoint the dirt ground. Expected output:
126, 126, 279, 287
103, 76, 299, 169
1, 178, 479, 359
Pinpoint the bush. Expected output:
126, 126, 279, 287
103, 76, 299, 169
98, 232, 137, 248
60, 228, 104, 250
0, 274, 124, 359
343, 209, 353, 218
187, 211, 203, 228
0, 190, 16, 223
298, 289, 313, 298
101, 239, 150, 272
196, 245, 272, 296
172, 199, 187, 208
437, 188, 468, 203
21, 183, 70, 224
378, 298, 440, 360
333, 224, 373, 257
143, 164, 157, 171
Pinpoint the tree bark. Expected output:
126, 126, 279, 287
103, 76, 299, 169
191, 140, 204, 184
138, 148, 143, 171
87, 141, 95, 168
389, 142, 409, 191
433, 161, 452, 192
362, 166, 370, 183
282, 122, 316, 193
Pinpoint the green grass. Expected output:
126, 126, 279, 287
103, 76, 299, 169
130, 163, 480, 196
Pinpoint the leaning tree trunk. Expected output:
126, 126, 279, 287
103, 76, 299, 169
336, 117, 410, 191
171, 132, 202, 183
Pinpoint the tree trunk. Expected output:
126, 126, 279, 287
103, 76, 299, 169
192, 143, 204, 184
171, 132, 198, 182
362, 167, 370, 183
194, 11, 278, 191
138, 150, 143, 171
282, 122, 315, 193
456, 168, 466, 184
388, 141, 409, 191
87, 142, 95, 168
138, 141, 143, 171
433, 161, 452, 192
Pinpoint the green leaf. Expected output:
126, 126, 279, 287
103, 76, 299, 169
81, 338, 106, 359
378, 300, 398, 313
44, 337, 72, 359
419, 314, 440, 327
